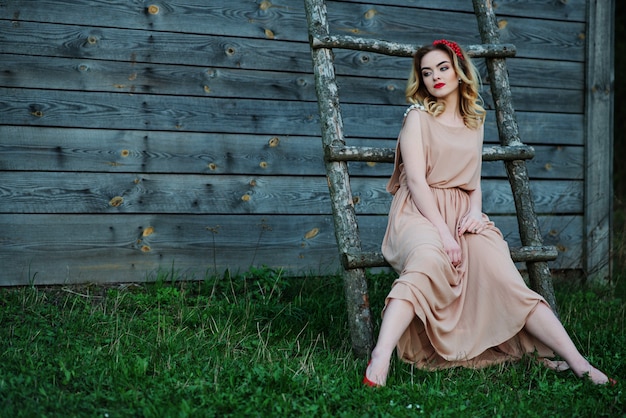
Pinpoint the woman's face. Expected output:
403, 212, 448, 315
419, 49, 459, 99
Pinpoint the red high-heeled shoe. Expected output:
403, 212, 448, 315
363, 360, 380, 387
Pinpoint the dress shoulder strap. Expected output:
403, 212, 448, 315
403, 103, 425, 119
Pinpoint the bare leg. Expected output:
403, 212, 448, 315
364, 298, 415, 386
524, 302, 609, 384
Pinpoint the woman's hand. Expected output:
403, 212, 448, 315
458, 211, 484, 236
441, 230, 462, 266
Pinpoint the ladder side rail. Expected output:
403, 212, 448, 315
472, 0, 557, 312
304, 0, 373, 357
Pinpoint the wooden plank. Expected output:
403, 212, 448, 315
1, 0, 304, 40
482, 86, 581, 114
0, 172, 337, 215
0, 172, 581, 216
0, 88, 321, 136
333, 0, 586, 22
584, 0, 614, 281
0, 213, 342, 286
0, 53, 584, 98
0, 54, 318, 101
0, 89, 585, 140
482, 145, 583, 180
504, 58, 583, 90
0, 213, 582, 286
0, 0, 586, 36
0, 127, 325, 176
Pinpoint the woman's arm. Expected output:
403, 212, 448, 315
400, 111, 462, 265
458, 123, 486, 236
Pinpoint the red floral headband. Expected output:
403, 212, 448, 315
433, 39, 464, 60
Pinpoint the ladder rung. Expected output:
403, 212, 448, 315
327, 146, 395, 162
311, 34, 517, 58
509, 245, 559, 262
327, 144, 534, 163
481, 145, 535, 161
342, 245, 558, 269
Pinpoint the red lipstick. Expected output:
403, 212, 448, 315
434, 83, 445, 89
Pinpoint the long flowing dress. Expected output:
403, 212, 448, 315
381, 104, 554, 369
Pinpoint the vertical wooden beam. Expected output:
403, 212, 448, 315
472, 0, 557, 312
304, 0, 373, 358
585, 0, 614, 282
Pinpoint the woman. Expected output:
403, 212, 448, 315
363, 39, 614, 386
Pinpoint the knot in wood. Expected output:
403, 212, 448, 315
358, 53, 371, 64
364, 9, 378, 20
109, 196, 124, 207
268, 137, 280, 147
304, 228, 319, 239
148, 5, 160, 15
259, 0, 272, 11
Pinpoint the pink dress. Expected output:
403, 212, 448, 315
382, 105, 553, 369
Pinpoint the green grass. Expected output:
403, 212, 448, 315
0, 267, 624, 417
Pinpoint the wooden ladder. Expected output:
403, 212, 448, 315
304, 0, 559, 358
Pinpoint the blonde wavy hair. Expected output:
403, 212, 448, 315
406, 41, 485, 129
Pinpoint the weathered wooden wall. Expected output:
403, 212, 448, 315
0, 0, 611, 285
